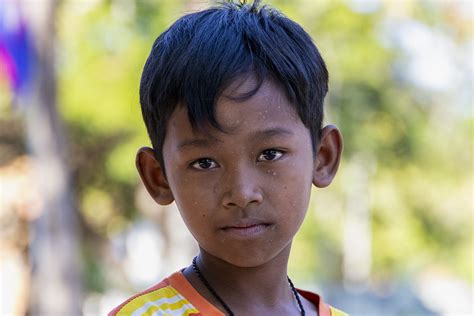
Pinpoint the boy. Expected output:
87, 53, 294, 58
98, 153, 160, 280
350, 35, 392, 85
110, 0, 345, 315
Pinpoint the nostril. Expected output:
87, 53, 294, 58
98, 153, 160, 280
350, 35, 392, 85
221, 169, 263, 208
222, 189, 263, 209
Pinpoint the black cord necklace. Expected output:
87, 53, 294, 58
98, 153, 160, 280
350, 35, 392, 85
192, 256, 306, 316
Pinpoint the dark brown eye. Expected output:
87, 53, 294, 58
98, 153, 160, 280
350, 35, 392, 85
191, 158, 217, 170
258, 149, 284, 162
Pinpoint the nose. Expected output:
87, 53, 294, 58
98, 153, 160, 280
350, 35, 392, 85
221, 165, 263, 209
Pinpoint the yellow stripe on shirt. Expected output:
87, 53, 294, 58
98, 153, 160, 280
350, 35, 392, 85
115, 285, 199, 316
330, 306, 349, 316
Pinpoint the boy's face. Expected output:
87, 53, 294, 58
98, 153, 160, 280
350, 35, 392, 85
137, 77, 342, 268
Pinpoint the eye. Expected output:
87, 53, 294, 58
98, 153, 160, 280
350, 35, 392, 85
257, 149, 284, 162
191, 158, 218, 170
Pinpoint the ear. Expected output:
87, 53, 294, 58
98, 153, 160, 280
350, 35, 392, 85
136, 147, 175, 205
313, 125, 343, 188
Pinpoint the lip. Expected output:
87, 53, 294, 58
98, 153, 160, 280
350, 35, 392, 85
221, 220, 271, 238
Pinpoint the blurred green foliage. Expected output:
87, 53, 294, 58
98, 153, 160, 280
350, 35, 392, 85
60, 0, 473, 286
2, 0, 471, 294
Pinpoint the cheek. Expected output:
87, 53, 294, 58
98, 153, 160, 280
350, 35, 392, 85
173, 188, 215, 243
266, 169, 312, 212
170, 173, 219, 223
169, 169, 207, 201
270, 157, 313, 192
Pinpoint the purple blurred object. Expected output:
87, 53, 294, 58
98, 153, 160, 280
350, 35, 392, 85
0, 1, 35, 95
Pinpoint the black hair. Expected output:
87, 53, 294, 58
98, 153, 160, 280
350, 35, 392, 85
139, 0, 328, 168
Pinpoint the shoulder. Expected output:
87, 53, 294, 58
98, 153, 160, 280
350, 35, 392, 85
328, 306, 349, 316
108, 272, 200, 316
298, 289, 349, 316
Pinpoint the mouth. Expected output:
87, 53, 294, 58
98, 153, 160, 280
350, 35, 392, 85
221, 220, 272, 238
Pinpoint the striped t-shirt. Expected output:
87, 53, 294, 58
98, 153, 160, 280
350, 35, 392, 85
109, 272, 347, 316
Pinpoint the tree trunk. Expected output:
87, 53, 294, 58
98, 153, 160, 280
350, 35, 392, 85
23, 0, 82, 314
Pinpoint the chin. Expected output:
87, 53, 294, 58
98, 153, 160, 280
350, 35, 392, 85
223, 255, 269, 268
217, 244, 291, 268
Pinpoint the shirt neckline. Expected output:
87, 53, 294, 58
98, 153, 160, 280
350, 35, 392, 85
167, 271, 330, 316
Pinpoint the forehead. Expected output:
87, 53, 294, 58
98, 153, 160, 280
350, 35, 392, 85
216, 76, 300, 130
164, 78, 304, 148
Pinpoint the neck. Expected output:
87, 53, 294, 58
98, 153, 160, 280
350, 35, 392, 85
184, 244, 301, 314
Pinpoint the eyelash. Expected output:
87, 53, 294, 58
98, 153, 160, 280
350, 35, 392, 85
190, 149, 285, 170
257, 149, 285, 162
190, 158, 218, 170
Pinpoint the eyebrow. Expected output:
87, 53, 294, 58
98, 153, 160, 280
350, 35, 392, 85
251, 127, 294, 140
177, 137, 221, 150
177, 127, 294, 150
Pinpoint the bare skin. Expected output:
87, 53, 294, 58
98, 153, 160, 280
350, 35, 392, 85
181, 247, 316, 315
136, 77, 343, 315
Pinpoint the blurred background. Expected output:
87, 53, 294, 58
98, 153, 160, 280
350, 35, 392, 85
0, 0, 472, 315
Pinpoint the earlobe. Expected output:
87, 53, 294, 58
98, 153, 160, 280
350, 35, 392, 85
313, 125, 343, 188
136, 147, 175, 205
